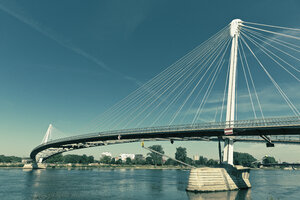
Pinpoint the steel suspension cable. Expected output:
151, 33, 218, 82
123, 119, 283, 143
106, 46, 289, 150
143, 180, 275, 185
219, 56, 230, 122
242, 25, 300, 41
238, 44, 257, 118
88, 28, 229, 131
243, 21, 300, 32
241, 31, 300, 81
241, 36, 300, 116
242, 27, 300, 53
120, 33, 231, 129
239, 37, 265, 119
168, 37, 231, 124
195, 44, 231, 123
91, 28, 230, 131
138, 37, 231, 127
143, 35, 231, 127
242, 28, 300, 64
192, 39, 231, 124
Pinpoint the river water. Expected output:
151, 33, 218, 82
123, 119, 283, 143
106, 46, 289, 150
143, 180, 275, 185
0, 168, 299, 200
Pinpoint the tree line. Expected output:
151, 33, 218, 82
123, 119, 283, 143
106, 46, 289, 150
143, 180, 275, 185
144, 145, 260, 167
46, 154, 94, 164
97, 145, 274, 168
0, 147, 279, 168
0, 155, 21, 163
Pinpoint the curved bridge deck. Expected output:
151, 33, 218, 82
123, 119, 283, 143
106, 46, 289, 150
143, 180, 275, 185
31, 116, 300, 162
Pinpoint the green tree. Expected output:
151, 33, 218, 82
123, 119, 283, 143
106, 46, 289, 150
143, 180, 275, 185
45, 154, 63, 163
195, 156, 208, 166
100, 156, 111, 164
110, 158, 116, 164
87, 156, 94, 163
145, 157, 153, 165
262, 156, 277, 164
185, 157, 194, 165
126, 157, 132, 165
148, 145, 164, 166
175, 147, 187, 164
207, 159, 218, 166
64, 155, 81, 163
233, 152, 257, 167
45, 154, 94, 164
165, 158, 176, 165
115, 159, 122, 164
133, 156, 145, 165
80, 154, 88, 164
0, 155, 22, 163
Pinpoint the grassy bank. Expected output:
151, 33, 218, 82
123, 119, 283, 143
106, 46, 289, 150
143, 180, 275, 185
0, 163, 24, 168
46, 163, 192, 169
1, 163, 299, 170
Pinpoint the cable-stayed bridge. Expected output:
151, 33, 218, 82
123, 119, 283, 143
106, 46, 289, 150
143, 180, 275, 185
30, 19, 300, 165
31, 117, 300, 163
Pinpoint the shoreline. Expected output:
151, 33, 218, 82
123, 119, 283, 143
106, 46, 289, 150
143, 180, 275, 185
1, 163, 299, 170
46, 164, 192, 170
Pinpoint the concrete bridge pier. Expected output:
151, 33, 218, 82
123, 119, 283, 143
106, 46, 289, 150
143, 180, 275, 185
186, 136, 251, 192
23, 160, 46, 169
186, 165, 251, 192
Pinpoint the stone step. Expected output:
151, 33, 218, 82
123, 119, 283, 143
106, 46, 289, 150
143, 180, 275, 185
186, 167, 251, 192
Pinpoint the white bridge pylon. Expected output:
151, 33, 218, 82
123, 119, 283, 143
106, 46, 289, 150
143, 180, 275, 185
39, 124, 53, 163
223, 19, 243, 165
41, 124, 52, 144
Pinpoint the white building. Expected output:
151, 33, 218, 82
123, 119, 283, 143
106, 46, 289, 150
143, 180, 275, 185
193, 155, 200, 161
120, 153, 135, 161
101, 152, 112, 158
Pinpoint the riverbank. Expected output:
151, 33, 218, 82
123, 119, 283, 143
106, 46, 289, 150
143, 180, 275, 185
0, 162, 192, 169
47, 163, 192, 169
0, 163, 24, 168
1, 162, 299, 170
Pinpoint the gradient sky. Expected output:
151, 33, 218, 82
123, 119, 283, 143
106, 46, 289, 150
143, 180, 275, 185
1, 0, 300, 162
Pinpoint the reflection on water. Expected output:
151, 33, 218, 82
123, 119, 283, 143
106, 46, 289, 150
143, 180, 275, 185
176, 170, 188, 191
0, 169, 300, 199
148, 169, 163, 192
187, 189, 251, 200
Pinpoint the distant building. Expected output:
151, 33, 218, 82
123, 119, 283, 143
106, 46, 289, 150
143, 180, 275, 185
101, 152, 112, 158
21, 158, 32, 164
120, 153, 135, 161
193, 155, 200, 161
114, 157, 121, 161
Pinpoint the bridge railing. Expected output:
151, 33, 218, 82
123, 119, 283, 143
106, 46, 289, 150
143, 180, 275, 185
235, 135, 300, 142
38, 116, 300, 147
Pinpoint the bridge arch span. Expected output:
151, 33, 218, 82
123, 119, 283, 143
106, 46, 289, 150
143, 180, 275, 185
31, 116, 300, 162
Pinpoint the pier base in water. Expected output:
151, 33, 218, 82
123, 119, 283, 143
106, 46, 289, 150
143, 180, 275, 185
186, 165, 251, 192
23, 163, 46, 169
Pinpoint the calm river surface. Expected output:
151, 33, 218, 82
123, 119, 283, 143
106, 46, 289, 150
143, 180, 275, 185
0, 168, 299, 200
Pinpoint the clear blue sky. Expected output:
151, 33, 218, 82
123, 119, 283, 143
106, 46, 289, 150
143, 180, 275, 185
0, 0, 300, 162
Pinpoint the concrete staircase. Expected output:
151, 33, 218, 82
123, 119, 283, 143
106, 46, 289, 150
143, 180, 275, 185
186, 166, 251, 192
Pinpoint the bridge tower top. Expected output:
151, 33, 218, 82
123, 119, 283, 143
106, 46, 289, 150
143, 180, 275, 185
230, 19, 243, 37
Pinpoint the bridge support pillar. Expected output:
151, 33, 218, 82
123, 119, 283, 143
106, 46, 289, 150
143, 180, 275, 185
23, 161, 46, 169
186, 165, 251, 192
223, 138, 234, 165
